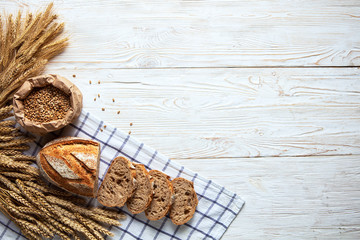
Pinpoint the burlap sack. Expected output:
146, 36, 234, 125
13, 74, 83, 135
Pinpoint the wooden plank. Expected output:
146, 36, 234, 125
174, 155, 360, 239
44, 67, 360, 159
2, 0, 360, 67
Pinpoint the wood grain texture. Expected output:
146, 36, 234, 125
175, 156, 360, 239
2, 0, 360, 68
44, 67, 360, 159
1, 1, 360, 239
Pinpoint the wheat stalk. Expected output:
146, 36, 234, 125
15, 218, 53, 238
22, 230, 42, 240
0, 126, 17, 134
0, 135, 14, 141
0, 105, 12, 115
2, 144, 30, 151
6, 190, 32, 208
0, 3, 68, 107
24, 181, 73, 196
46, 216, 74, 235
46, 222, 71, 240
75, 213, 114, 237
16, 206, 46, 218
0, 172, 34, 181
0, 175, 21, 194
0, 154, 31, 170
47, 195, 99, 217
10, 154, 36, 162
0, 137, 33, 148
75, 213, 105, 240
0, 150, 20, 155
0, 120, 15, 127
92, 207, 126, 220
0, 114, 13, 121
0, 18, 4, 69
89, 214, 122, 226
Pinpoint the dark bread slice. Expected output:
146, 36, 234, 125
97, 156, 136, 207
145, 170, 173, 221
170, 178, 198, 225
126, 164, 154, 214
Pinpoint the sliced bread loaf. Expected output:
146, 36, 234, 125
145, 170, 173, 221
97, 156, 136, 207
170, 178, 198, 225
126, 164, 154, 214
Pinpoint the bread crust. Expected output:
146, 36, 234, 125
169, 177, 198, 225
145, 170, 174, 221
36, 137, 100, 197
126, 164, 154, 214
97, 156, 137, 207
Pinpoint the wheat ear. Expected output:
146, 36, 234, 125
75, 213, 105, 240
0, 154, 32, 170
0, 149, 20, 155
21, 229, 42, 240
0, 175, 21, 194
75, 213, 114, 237
10, 154, 36, 162
0, 172, 34, 181
89, 214, 122, 226
92, 207, 126, 220
25, 181, 73, 197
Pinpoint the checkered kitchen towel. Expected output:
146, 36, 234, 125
0, 111, 244, 240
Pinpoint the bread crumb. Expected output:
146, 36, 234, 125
102, 108, 105, 111
117, 111, 120, 114
100, 128, 103, 132
94, 97, 96, 101
98, 80, 101, 84
73, 74, 76, 78
130, 123, 133, 126
128, 131, 131, 134
98, 94, 100, 98
112, 98, 115, 102
89, 80, 91, 84
104, 125, 107, 128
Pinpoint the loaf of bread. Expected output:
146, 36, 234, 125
126, 163, 154, 214
145, 170, 174, 221
170, 177, 198, 225
36, 137, 100, 197
97, 156, 137, 207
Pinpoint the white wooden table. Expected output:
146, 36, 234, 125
3, 1, 360, 239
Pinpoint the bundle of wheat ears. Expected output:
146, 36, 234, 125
0, 3, 68, 107
0, 3, 126, 240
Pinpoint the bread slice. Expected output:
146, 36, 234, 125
170, 178, 198, 225
36, 137, 100, 197
97, 156, 136, 207
126, 164, 154, 214
145, 170, 173, 221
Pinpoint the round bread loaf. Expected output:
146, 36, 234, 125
36, 137, 101, 197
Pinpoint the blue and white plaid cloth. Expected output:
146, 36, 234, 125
0, 111, 244, 240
